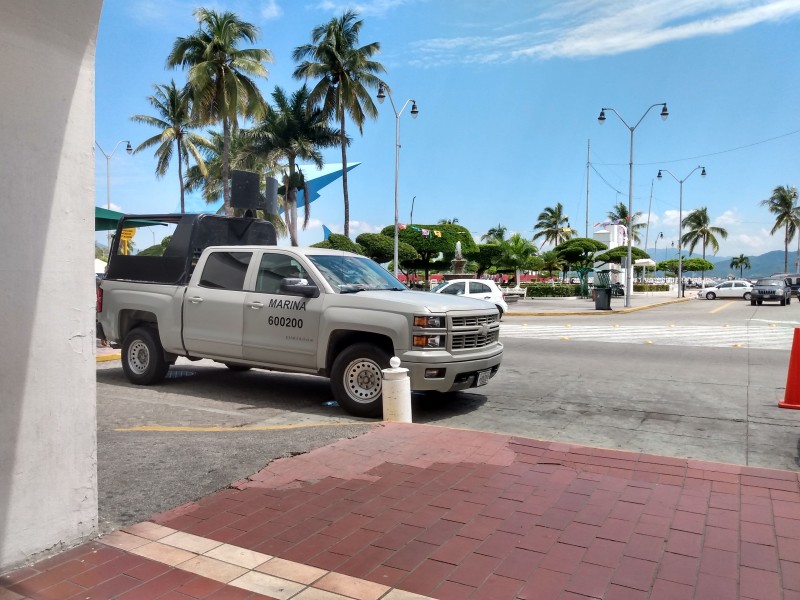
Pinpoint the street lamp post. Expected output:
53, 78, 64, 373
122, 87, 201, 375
654, 232, 663, 278
598, 103, 668, 307
96, 140, 132, 249
656, 166, 706, 298
410, 195, 417, 226
377, 83, 418, 277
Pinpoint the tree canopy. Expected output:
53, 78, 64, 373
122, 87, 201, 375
355, 232, 419, 264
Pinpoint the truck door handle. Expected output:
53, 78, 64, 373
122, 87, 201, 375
188, 296, 204, 304
247, 301, 264, 309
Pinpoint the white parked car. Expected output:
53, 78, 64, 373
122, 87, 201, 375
431, 279, 509, 317
697, 280, 753, 300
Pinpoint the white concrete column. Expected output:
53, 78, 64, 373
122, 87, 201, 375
0, 0, 103, 572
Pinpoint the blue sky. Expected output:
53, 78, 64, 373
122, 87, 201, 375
96, 0, 800, 258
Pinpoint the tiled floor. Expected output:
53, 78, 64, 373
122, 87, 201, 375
3, 423, 800, 599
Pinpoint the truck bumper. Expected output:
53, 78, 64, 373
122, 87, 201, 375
402, 348, 503, 392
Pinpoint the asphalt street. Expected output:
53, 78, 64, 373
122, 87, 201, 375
96, 297, 800, 533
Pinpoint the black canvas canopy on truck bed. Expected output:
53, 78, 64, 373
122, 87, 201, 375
105, 213, 277, 285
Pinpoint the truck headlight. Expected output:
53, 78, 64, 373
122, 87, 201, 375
414, 315, 444, 328
413, 335, 444, 348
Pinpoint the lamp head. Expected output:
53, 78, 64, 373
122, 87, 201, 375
700, 167, 707, 177
597, 109, 606, 124
657, 170, 663, 179
660, 103, 669, 121
125, 141, 133, 154
410, 101, 419, 119
377, 83, 386, 104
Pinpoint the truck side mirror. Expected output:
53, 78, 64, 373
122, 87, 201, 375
280, 277, 320, 298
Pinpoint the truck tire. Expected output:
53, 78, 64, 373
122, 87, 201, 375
122, 327, 170, 385
331, 343, 391, 418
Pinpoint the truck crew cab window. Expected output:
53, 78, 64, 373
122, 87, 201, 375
256, 253, 310, 294
198, 251, 252, 290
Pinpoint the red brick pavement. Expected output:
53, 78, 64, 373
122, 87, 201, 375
3, 422, 800, 599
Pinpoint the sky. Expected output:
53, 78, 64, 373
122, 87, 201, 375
96, 0, 800, 259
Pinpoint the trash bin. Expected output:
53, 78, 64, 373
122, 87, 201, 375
594, 287, 612, 310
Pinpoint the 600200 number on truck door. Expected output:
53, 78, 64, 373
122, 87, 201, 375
268, 315, 303, 328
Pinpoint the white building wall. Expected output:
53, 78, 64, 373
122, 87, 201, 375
0, 1, 103, 571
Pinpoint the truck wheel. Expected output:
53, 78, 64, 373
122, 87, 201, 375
122, 327, 170, 385
751, 299, 757, 306
331, 343, 391, 418
781, 298, 787, 306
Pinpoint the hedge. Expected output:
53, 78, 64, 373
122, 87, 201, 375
632, 284, 670, 292
521, 283, 582, 297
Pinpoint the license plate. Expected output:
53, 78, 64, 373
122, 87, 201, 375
476, 369, 491, 386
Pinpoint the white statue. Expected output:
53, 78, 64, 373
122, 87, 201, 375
454, 240, 463, 260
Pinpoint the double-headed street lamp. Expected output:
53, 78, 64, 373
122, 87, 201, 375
598, 103, 668, 307
96, 140, 132, 248
656, 166, 706, 298
377, 83, 418, 277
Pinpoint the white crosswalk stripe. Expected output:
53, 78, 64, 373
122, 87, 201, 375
499, 324, 796, 350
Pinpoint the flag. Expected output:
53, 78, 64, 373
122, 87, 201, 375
422, 228, 430, 237
323, 225, 332, 240
433, 230, 442, 237
398, 223, 407, 230
410, 225, 421, 231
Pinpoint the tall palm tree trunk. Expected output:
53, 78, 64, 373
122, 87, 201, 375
340, 111, 349, 238
785, 224, 790, 272
222, 117, 232, 215
177, 138, 185, 213
288, 158, 298, 246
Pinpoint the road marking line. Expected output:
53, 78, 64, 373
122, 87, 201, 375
116, 423, 362, 432
710, 301, 734, 314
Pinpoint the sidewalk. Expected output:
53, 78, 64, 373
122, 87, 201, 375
4, 422, 799, 599
506, 291, 691, 317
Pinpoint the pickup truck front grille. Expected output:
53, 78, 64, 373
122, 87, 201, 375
451, 314, 499, 327
451, 329, 500, 350
447, 312, 501, 351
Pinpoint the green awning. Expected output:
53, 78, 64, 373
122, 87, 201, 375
95, 206, 164, 231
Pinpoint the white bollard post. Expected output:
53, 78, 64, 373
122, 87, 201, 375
382, 356, 412, 422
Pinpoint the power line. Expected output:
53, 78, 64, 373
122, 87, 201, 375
594, 128, 800, 166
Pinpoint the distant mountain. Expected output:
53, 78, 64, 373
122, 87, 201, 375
643, 246, 799, 278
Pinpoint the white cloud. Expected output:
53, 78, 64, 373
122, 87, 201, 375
260, 0, 283, 20
410, 1, 800, 66
313, 0, 416, 18
662, 210, 680, 226
714, 209, 740, 226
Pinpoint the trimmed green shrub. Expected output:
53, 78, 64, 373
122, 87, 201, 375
523, 283, 581, 297
633, 284, 670, 292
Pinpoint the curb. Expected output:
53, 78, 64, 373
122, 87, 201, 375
506, 296, 692, 317
96, 352, 121, 362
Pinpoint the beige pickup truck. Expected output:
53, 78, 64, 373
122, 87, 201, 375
97, 214, 503, 417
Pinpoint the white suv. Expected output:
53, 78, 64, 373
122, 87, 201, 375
431, 279, 509, 317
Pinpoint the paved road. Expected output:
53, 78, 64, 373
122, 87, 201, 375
96, 298, 800, 532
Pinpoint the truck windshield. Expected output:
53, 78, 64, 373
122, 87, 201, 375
307, 254, 406, 293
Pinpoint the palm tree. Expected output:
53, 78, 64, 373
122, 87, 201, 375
130, 81, 209, 213
244, 85, 341, 245
760, 185, 799, 272
481, 224, 507, 244
167, 8, 273, 215
499, 233, 538, 283
606, 202, 646, 245
533, 203, 574, 247
681, 207, 728, 281
539, 250, 566, 279
730, 254, 751, 278
293, 10, 386, 238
